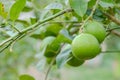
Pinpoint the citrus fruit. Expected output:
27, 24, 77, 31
67, 56, 85, 67
83, 20, 106, 43
45, 23, 62, 36
71, 33, 101, 60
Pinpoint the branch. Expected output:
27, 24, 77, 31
107, 27, 120, 32
0, 35, 22, 53
111, 30, 120, 37
79, 0, 100, 32
102, 50, 120, 53
0, 9, 73, 48
103, 12, 120, 25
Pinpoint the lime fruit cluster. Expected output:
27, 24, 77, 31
70, 20, 106, 66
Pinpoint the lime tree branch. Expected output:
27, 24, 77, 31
106, 27, 120, 37
0, 9, 73, 52
103, 12, 120, 25
79, 0, 100, 32
111, 30, 120, 37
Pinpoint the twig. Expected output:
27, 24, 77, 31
0, 9, 73, 48
107, 27, 120, 32
79, 0, 100, 32
102, 50, 120, 53
21, 9, 73, 33
48, 21, 81, 24
45, 58, 56, 80
0, 35, 22, 53
9, 34, 26, 52
103, 12, 120, 25
11, 22, 21, 33
111, 30, 120, 37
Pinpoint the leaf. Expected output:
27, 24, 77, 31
10, 0, 26, 21
99, 0, 114, 8
45, 2, 63, 10
57, 29, 73, 44
0, 2, 8, 18
43, 37, 61, 57
19, 74, 35, 80
22, 6, 33, 12
69, 0, 88, 17
30, 18, 37, 24
88, 0, 96, 8
0, 2, 3, 14
56, 44, 71, 68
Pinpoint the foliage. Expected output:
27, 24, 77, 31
0, 0, 120, 80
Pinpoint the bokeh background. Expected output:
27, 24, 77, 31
0, 0, 120, 80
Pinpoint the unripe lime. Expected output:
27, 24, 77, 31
71, 33, 101, 60
67, 56, 85, 67
83, 20, 106, 43
45, 23, 62, 36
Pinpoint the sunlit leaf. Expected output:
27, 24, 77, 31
10, 0, 26, 21
0, 2, 7, 18
19, 74, 35, 80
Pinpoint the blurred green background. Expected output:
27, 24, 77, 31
0, 0, 120, 80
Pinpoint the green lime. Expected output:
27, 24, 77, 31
71, 33, 101, 60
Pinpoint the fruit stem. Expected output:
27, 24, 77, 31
79, 0, 101, 33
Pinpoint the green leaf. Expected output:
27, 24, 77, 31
56, 44, 71, 68
30, 18, 37, 24
99, 0, 114, 8
45, 2, 63, 14
19, 74, 35, 80
44, 37, 61, 57
22, 6, 33, 12
0, 2, 3, 14
88, 0, 96, 8
57, 29, 72, 44
0, 2, 8, 18
10, 0, 26, 21
69, 0, 88, 17
45, 2, 63, 10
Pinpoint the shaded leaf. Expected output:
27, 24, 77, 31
57, 29, 73, 43
99, 0, 114, 8
69, 0, 88, 17
22, 6, 33, 12
56, 44, 71, 68
45, 2, 63, 10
